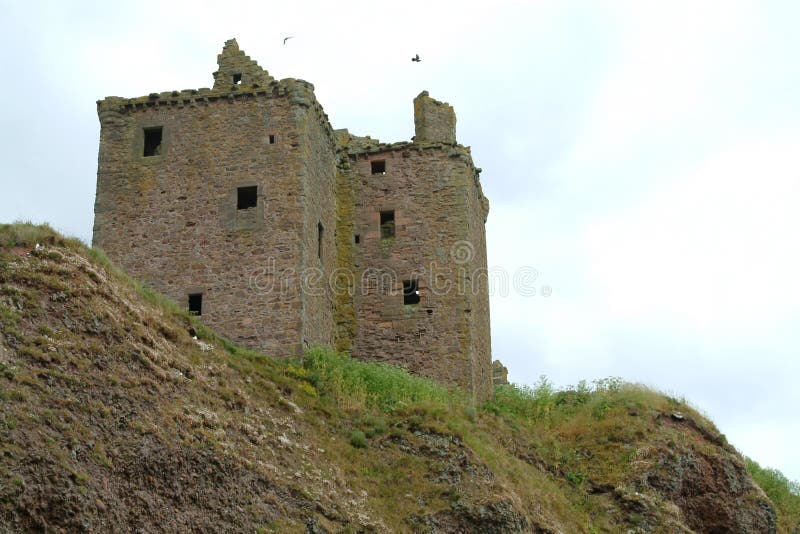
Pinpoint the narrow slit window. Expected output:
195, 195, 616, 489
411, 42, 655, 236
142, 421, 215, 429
233, 73, 242, 85
188, 293, 203, 316
268, 134, 275, 144
317, 222, 324, 260
237, 186, 258, 210
143, 127, 163, 157
354, 234, 360, 244
403, 280, 420, 305
380, 210, 395, 239
371, 160, 386, 175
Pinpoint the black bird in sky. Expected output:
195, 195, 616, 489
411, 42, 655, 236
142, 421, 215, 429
411, 54, 421, 62
283, 36, 294, 45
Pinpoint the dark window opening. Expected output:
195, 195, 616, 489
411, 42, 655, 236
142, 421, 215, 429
233, 73, 242, 85
317, 222, 324, 260
143, 127, 163, 157
371, 160, 386, 175
380, 210, 395, 239
188, 293, 203, 316
354, 234, 360, 244
268, 134, 275, 144
237, 186, 258, 210
403, 280, 420, 305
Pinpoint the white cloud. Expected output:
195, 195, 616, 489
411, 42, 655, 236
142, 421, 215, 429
582, 135, 800, 333
569, 0, 756, 164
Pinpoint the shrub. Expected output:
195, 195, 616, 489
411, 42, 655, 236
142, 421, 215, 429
349, 430, 367, 448
0, 362, 14, 380
483, 376, 556, 421
746, 457, 800, 527
359, 415, 388, 438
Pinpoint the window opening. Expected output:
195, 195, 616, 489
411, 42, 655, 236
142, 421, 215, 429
143, 127, 163, 157
237, 186, 258, 210
188, 293, 203, 316
233, 73, 242, 85
380, 210, 395, 239
371, 160, 386, 175
318, 222, 324, 260
403, 280, 420, 305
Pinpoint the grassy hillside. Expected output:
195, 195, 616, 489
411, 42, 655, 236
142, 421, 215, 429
1, 223, 798, 532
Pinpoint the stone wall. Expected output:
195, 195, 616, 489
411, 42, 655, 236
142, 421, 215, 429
346, 134, 492, 401
413, 91, 456, 145
94, 46, 318, 357
492, 360, 509, 386
463, 156, 492, 401
332, 130, 358, 354
290, 79, 338, 349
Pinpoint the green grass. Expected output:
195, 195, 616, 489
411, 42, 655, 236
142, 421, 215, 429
0, 222, 84, 251
88, 247, 193, 320
301, 346, 460, 412
484, 376, 661, 426
747, 457, 800, 530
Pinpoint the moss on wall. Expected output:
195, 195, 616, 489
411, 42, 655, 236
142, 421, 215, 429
332, 147, 357, 353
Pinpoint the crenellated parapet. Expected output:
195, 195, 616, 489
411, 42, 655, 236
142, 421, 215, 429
97, 80, 333, 131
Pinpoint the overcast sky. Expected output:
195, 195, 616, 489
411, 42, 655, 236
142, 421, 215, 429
1, 0, 798, 482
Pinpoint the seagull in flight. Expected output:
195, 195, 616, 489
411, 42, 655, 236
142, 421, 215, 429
411, 54, 421, 62
283, 36, 294, 45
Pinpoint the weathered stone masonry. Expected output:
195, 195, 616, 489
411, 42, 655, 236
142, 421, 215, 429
93, 39, 492, 401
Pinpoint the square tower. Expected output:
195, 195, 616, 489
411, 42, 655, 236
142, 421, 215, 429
93, 40, 492, 401
94, 39, 337, 357
338, 92, 491, 402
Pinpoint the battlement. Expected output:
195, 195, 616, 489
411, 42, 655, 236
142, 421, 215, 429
93, 39, 493, 401
97, 77, 337, 160
98, 79, 321, 114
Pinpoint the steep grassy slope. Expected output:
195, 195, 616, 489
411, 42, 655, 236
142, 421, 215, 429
0, 223, 797, 533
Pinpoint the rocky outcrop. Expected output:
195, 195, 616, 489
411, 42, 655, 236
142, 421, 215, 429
638, 415, 777, 533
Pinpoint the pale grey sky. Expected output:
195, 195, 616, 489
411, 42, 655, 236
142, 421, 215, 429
1, 0, 798, 481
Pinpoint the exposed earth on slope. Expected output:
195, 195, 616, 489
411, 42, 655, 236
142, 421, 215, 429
0, 225, 795, 532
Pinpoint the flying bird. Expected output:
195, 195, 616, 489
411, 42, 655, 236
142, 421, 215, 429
411, 54, 421, 62
283, 36, 294, 45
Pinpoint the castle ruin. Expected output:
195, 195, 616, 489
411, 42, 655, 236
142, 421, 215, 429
93, 39, 492, 401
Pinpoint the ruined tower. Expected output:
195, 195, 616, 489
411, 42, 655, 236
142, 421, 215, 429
94, 39, 492, 401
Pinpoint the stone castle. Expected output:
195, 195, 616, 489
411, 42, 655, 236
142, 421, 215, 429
93, 39, 493, 401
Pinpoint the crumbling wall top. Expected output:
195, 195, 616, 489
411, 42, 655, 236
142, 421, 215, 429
492, 360, 509, 386
213, 38, 274, 91
413, 90, 457, 145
